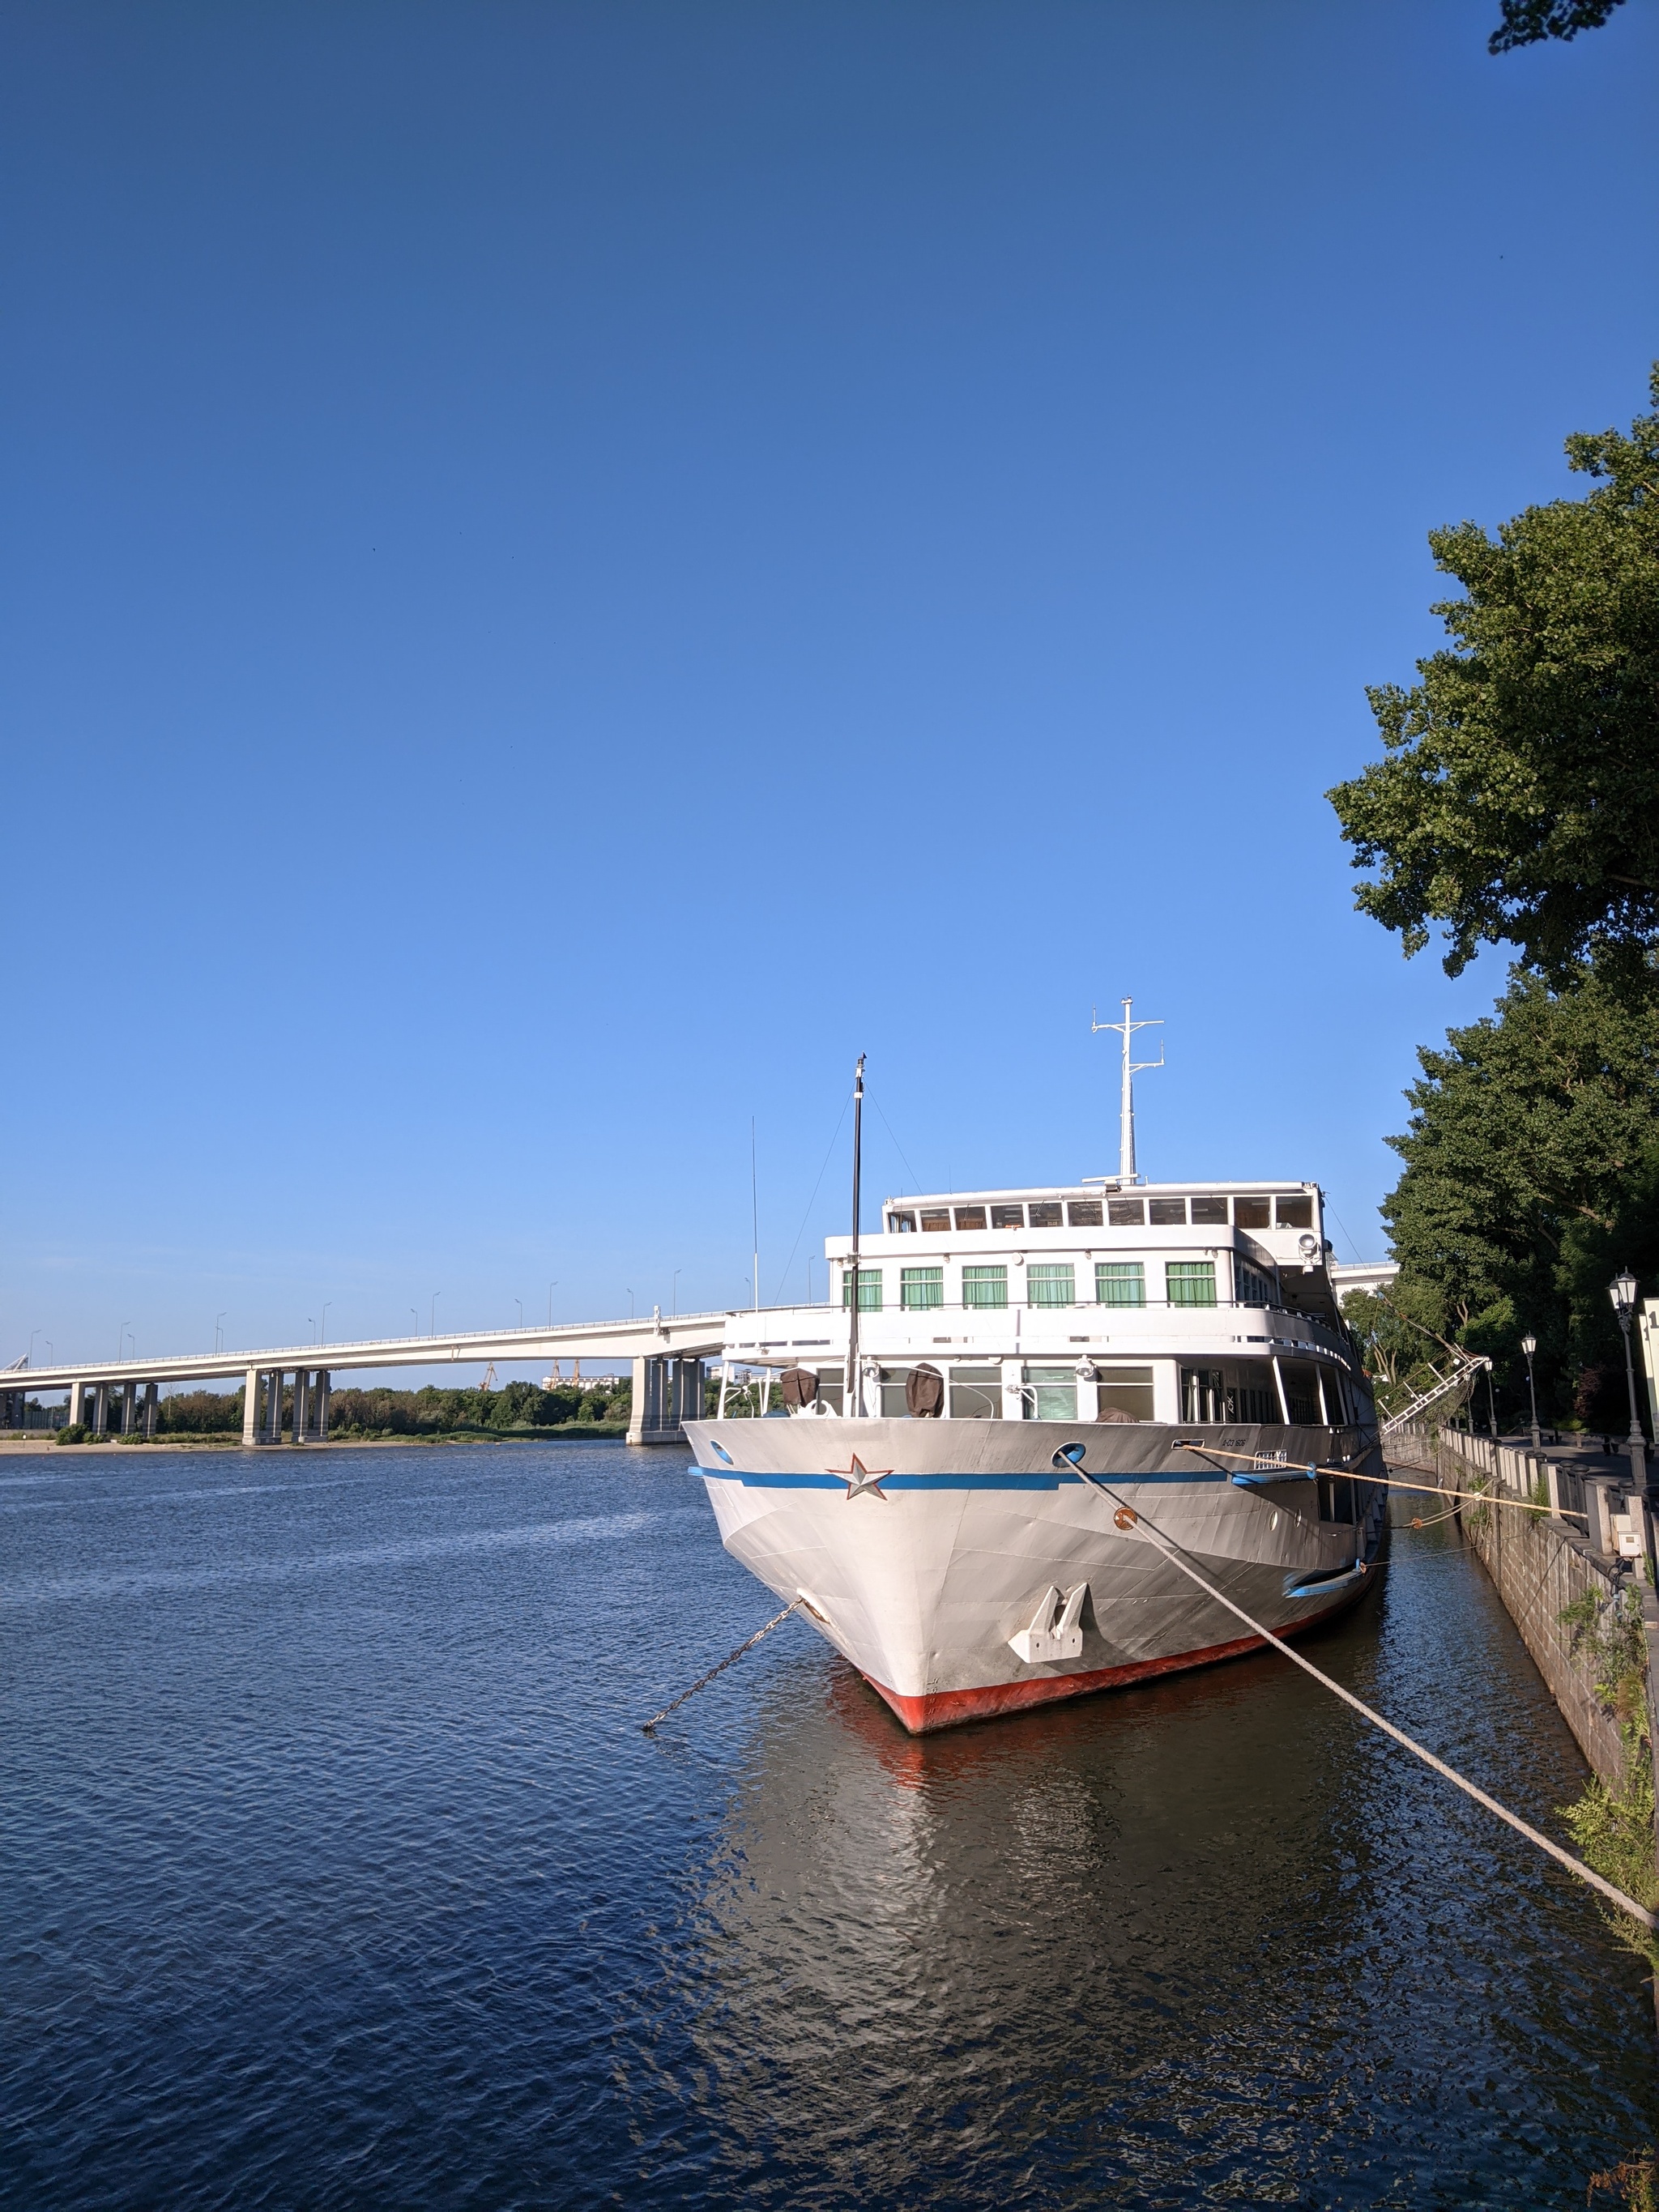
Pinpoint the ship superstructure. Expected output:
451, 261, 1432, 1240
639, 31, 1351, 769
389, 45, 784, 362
715, 1175, 1359, 1432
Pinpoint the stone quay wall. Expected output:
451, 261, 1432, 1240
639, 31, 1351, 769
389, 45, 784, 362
1429, 1427, 1631, 1786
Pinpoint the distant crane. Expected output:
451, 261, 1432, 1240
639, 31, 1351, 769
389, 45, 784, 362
480, 1362, 498, 1392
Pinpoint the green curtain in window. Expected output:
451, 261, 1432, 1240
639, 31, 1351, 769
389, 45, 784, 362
1095, 1262, 1145, 1307
1166, 1261, 1217, 1308
962, 1266, 1008, 1311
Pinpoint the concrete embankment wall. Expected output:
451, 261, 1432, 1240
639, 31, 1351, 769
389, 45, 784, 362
1419, 1429, 1631, 1785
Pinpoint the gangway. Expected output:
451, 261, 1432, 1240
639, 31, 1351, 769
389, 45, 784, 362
1380, 1349, 1491, 1440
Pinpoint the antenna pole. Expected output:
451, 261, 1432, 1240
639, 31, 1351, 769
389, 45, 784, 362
751, 1119, 759, 1316
1119, 997, 1136, 1183
1090, 998, 1163, 1185
847, 1055, 865, 1417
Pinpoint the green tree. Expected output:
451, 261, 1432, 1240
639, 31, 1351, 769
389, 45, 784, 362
1340, 1283, 1452, 1415
1380, 961, 1659, 1423
1328, 369, 1659, 980
1490, 0, 1627, 51
157, 1388, 244, 1434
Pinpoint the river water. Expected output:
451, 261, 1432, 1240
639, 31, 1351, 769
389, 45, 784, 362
2, 1440, 1656, 2208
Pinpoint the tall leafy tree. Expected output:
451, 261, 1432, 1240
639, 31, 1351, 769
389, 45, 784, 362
1328, 369, 1659, 980
1380, 963, 1659, 1421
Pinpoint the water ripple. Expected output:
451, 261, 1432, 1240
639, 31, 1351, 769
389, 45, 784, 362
1, 1444, 1653, 2210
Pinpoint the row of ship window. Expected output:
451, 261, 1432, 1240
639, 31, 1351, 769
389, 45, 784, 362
800, 1357, 1356, 1429
885, 1193, 1316, 1234
840, 1259, 1277, 1311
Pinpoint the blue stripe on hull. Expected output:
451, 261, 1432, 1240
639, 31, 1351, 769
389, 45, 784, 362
689, 1464, 1230, 1491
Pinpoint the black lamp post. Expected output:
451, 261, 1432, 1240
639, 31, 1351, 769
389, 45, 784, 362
1520, 1332, 1541, 1451
1608, 1270, 1648, 1498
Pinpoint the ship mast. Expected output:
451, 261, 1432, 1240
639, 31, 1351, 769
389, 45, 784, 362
846, 1053, 865, 1417
1090, 999, 1163, 1184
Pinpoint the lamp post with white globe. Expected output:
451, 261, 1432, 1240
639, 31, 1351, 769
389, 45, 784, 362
1608, 1272, 1649, 1499
1520, 1332, 1541, 1451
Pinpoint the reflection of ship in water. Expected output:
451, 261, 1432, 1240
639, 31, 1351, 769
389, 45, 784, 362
676, 1630, 1401, 2195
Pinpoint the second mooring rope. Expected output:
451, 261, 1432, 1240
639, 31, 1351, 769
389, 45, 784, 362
1173, 1439, 1588, 1526
1073, 1465, 1657, 1933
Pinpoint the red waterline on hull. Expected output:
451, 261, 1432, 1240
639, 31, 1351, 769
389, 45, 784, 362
865, 1600, 1354, 1734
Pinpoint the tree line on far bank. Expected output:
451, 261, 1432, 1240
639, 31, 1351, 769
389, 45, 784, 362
1329, 367, 1659, 1434
134, 1378, 633, 1438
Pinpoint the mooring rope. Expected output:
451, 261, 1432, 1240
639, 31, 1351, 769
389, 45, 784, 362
1070, 1464, 1657, 1933
642, 1596, 804, 1734
1174, 1439, 1587, 1525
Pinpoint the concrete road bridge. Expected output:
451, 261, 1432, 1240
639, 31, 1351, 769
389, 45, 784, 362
0, 1308, 768, 1447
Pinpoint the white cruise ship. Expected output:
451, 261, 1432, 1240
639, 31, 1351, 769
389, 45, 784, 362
686, 1048, 1384, 1733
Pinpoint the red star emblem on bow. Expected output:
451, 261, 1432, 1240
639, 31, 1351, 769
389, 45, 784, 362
831, 1454, 891, 1500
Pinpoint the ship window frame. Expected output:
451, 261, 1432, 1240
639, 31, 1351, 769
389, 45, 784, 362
1096, 1261, 1146, 1307
1166, 1259, 1218, 1308
1096, 1364, 1156, 1421
900, 1265, 944, 1311
1026, 1262, 1075, 1308
949, 1366, 1002, 1418
1025, 1365, 1077, 1421
962, 1264, 1009, 1311
841, 1267, 883, 1312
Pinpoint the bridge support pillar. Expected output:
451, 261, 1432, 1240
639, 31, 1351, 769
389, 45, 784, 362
91, 1383, 109, 1438
292, 1369, 309, 1445
626, 1357, 650, 1444
242, 1369, 260, 1447
628, 1356, 703, 1446
119, 1381, 137, 1436
313, 1371, 330, 1443
143, 1383, 158, 1439
68, 1380, 87, 1428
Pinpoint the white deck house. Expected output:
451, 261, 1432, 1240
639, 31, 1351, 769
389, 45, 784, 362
719, 1177, 1371, 1431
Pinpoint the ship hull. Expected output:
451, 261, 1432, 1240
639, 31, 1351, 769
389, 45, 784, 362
686, 1417, 1385, 1733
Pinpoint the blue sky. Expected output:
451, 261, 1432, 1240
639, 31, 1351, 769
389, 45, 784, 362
4, 0, 1657, 1379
